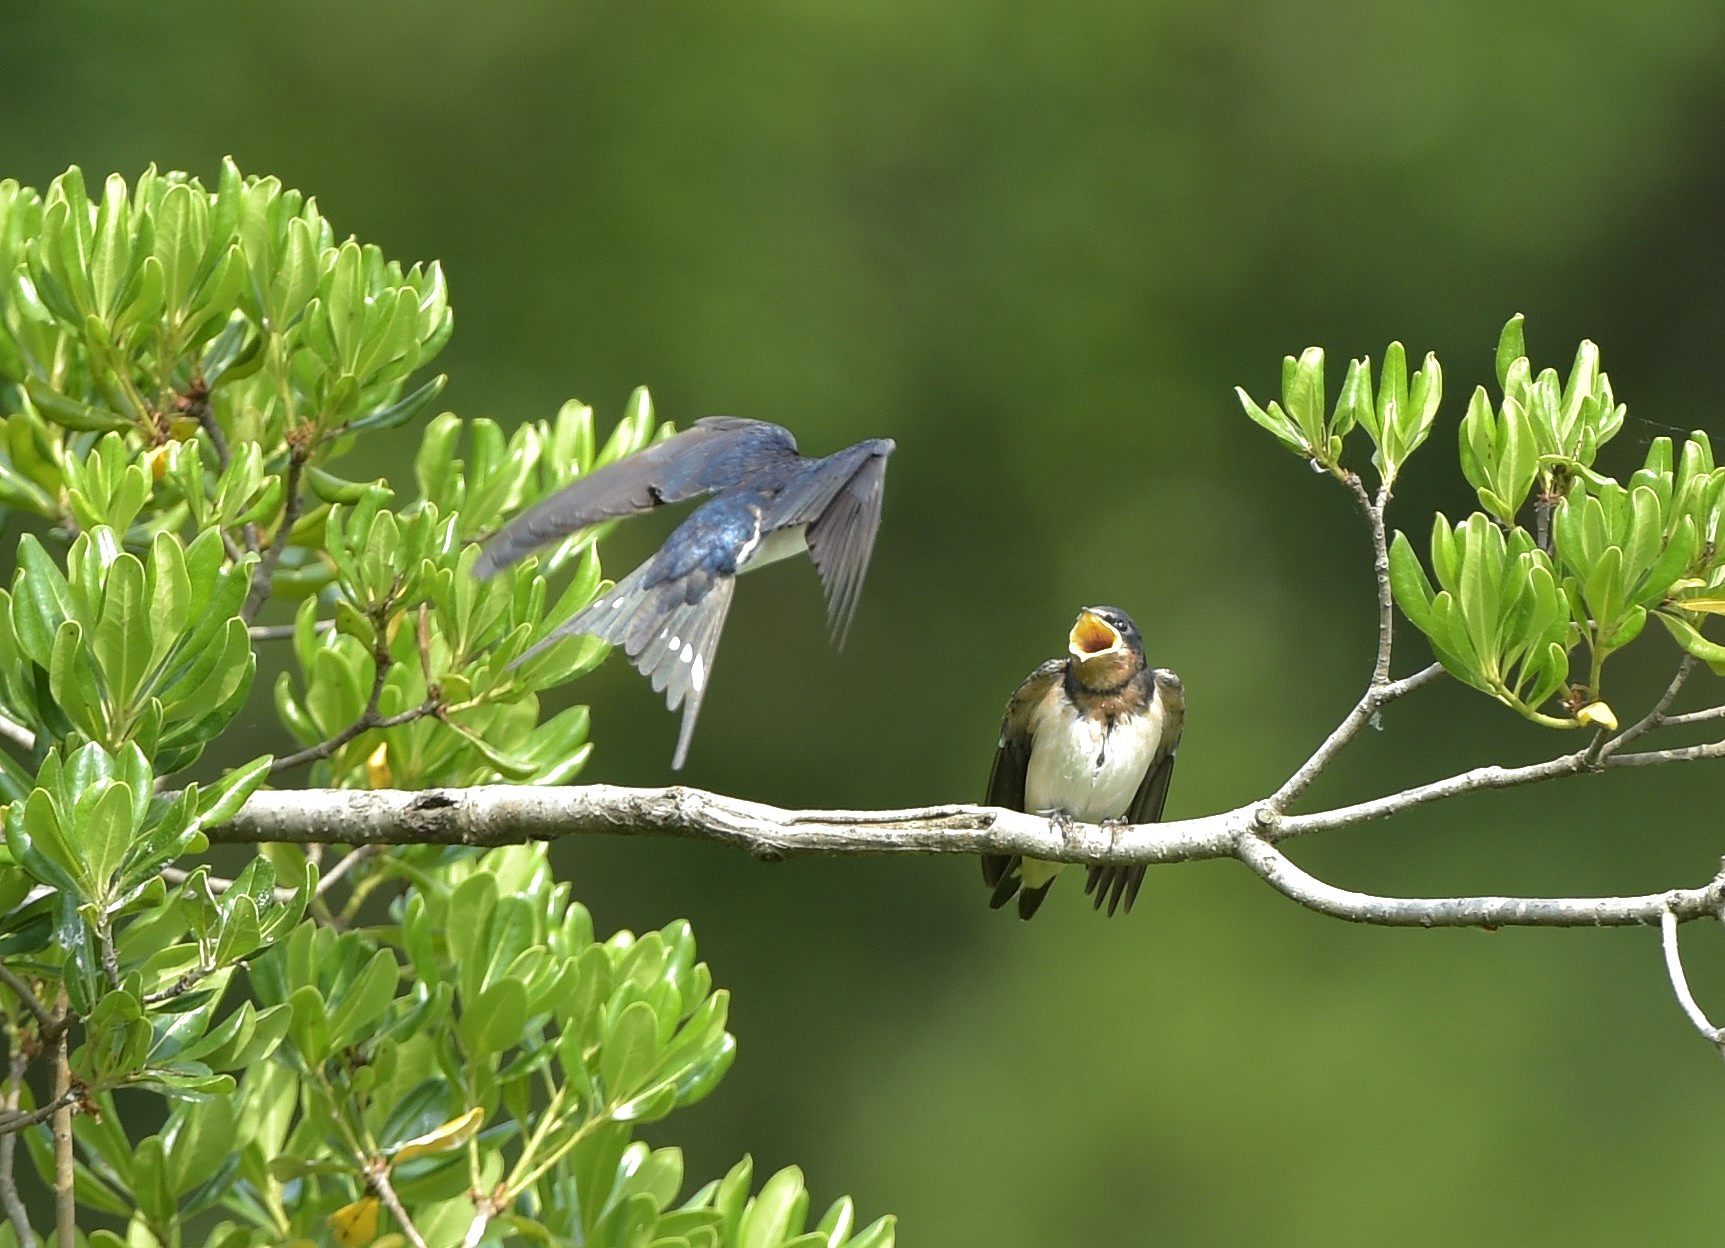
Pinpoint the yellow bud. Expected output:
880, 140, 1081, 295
365, 742, 392, 789
328, 1197, 379, 1248
1577, 701, 1618, 731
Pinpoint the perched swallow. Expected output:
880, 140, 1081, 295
980, 606, 1184, 919
476, 417, 895, 768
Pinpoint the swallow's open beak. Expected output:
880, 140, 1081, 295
1068, 609, 1124, 662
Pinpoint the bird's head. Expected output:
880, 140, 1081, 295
1066, 605, 1145, 690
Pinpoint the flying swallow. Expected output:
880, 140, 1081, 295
476, 417, 895, 768
980, 606, 1184, 919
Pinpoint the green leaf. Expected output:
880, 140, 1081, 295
50, 619, 107, 741
459, 976, 528, 1063
1495, 313, 1525, 392
1233, 388, 1302, 454
1282, 347, 1326, 453
213, 895, 260, 967
80, 780, 136, 897
154, 182, 209, 313
1656, 611, 1725, 674
287, 984, 331, 1064
739, 1167, 808, 1248
327, 948, 400, 1049
14, 535, 77, 667
601, 1000, 661, 1104
196, 755, 272, 826
93, 552, 150, 711
845, 1216, 897, 1248
347, 372, 448, 434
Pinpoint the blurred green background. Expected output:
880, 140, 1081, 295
8, 1, 1725, 1242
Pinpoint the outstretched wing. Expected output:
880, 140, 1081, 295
762, 438, 894, 647
979, 660, 1064, 910
1085, 670, 1185, 917
475, 418, 797, 578
515, 561, 738, 770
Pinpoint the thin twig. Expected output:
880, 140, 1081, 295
1594, 656, 1696, 763
0, 712, 33, 754
269, 699, 440, 776
370, 1165, 429, 1248
1267, 472, 1430, 811
1235, 834, 1725, 928
96, 923, 121, 991
1350, 474, 1396, 688
50, 1016, 73, 1248
0, 1089, 79, 1137
193, 401, 231, 470
249, 619, 335, 643
0, 967, 57, 1036
187, 401, 263, 555
0, 1048, 36, 1247
141, 969, 215, 1007
461, 1202, 495, 1248
1274, 736, 1725, 835
315, 845, 382, 899
161, 866, 298, 906
1269, 662, 1445, 811
1661, 906, 1725, 1060
1660, 705, 1725, 731
242, 452, 306, 624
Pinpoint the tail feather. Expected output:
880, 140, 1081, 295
986, 856, 1022, 910
1084, 864, 1148, 917
516, 563, 735, 770
1017, 880, 1054, 920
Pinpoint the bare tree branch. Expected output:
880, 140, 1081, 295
50, 1021, 73, 1248
0, 712, 32, 754
1660, 705, 1725, 731
1355, 474, 1396, 688
269, 698, 440, 776
0, 1089, 79, 1138
1661, 906, 1725, 1060
0, 1048, 36, 1248
213, 709, 1725, 930
370, 1165, 429, 1248
1595, 656, 1696, 763
1268, 472, 1437, 812
243, 451, 307, 624
1269, 662, 1444, 812
1236, 834, 1725, 927
1272, 737, 1725, 835
315, 845, 382, 898
249, 619, 334, 643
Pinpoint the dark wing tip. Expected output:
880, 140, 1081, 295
1016, 880, 1054, 920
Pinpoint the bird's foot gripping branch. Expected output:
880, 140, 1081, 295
0, 164, 894, 1248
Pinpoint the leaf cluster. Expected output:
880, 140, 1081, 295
0, 163, 894, 1248
1242, 315, 1725, 725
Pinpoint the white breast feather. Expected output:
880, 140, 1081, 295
1024, 696, 1166, 824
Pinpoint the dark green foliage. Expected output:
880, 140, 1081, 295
0, 164, 892, 1248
